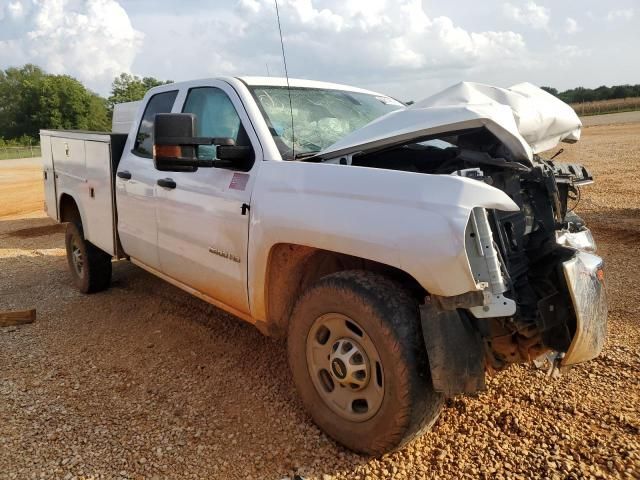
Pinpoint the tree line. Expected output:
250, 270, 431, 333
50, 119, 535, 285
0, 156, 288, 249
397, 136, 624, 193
0, 64, 171, 146
1, 63, 639, 145
541, 84, 640, 104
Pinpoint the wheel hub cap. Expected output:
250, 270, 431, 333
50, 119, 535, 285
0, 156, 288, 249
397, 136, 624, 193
306, 314, 384, 422
71, 241, 83, 275
328, 338, 370, 390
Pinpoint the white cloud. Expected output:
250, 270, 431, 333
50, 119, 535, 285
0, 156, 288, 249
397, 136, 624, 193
4, 0, 611, 100
134, 1, 527, 89
503, 1, 550, 30
0, 0, 143, 92
606, 8, 634, 22
555, 45, 590, 58
565, 17, 580, 34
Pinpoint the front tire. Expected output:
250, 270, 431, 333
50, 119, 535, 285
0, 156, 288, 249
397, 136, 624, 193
65, 222, 112, 293
287, 271, 443, 456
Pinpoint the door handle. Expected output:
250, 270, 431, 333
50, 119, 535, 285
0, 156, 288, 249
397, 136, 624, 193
157, 178, 177, 189
117, 170, 132, 180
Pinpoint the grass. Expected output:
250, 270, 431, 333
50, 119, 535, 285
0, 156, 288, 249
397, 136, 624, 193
0, 146, 41, 160
571, 97, 640, 116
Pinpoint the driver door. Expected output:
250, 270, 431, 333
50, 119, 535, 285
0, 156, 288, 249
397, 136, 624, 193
154, 82, 260, 314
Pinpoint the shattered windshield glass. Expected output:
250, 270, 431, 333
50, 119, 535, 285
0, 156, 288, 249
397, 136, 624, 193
249, 86, 404, 159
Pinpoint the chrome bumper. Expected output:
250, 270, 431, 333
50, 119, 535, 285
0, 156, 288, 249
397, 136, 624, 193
561, 251, 607, 366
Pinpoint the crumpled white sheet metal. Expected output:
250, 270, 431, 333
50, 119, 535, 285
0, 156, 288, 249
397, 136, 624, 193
321, 82, 581, 163
416, 82, 582, 154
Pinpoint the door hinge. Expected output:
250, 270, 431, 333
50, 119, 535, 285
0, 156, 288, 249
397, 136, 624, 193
241, 203, 250, 215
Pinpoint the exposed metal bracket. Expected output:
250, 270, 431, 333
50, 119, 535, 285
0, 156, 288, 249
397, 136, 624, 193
469, 292, 516, 318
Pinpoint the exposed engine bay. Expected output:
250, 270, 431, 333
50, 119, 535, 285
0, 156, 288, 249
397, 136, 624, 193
344, 126, 598, 371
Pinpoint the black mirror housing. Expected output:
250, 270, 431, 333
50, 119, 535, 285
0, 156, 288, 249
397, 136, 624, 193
153, 113, 254, 172
153, 113, 201, 172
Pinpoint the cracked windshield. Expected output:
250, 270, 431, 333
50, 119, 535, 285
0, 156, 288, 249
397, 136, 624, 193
250, 86, 404, 159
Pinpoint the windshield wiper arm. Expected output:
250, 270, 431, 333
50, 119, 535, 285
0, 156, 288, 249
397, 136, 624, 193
293, 151, 321, 160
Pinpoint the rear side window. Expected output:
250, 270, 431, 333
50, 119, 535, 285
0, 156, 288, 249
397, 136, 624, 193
133, 90, 178, 157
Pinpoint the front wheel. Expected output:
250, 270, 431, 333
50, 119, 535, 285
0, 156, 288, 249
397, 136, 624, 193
65, 222, 112, 293
287, 271, 443, 455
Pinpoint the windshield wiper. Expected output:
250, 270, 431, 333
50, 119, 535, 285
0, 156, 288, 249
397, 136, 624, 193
293, 151, 321, 160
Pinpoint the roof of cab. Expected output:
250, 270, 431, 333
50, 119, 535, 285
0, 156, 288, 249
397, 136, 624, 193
236, 76, 387, 96
147, 76, 390, 98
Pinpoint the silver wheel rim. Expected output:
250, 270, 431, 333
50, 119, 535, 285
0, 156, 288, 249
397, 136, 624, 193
71, 238, 83, 276
306, 313, 384, 422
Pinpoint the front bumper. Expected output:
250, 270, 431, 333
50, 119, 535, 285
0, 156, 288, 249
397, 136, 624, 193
561, 251, 608, 366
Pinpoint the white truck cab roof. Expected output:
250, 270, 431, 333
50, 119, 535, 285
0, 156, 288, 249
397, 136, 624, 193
236, 76, 390, 96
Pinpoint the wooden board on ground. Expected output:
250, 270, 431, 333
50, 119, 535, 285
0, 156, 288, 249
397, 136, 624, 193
0, 309, 36, 327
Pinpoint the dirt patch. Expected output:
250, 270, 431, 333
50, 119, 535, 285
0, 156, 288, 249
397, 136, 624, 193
1, 127, 639, 479
7, 223, 65, 238
580, 110, 640, 127
0, 158, 44, 220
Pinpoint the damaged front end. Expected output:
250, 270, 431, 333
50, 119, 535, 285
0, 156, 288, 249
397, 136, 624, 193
461, 155, 607, 374
317, 82, 608, 396
413, 139, 607, 394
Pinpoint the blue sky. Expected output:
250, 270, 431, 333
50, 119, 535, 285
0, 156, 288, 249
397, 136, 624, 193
1, 0, 639, 100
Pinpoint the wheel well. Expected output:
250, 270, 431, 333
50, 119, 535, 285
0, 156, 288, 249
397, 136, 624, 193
59, 194, 81, 226
264, 244, 426, 337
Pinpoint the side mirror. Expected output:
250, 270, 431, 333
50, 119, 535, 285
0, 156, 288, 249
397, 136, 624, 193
154, 113, 211, 172
153, 113, 254, 172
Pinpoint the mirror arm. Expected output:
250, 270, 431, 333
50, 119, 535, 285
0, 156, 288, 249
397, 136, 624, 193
155, 137, 236, 147
211, 159, 237, 169
155, 137, 212, 146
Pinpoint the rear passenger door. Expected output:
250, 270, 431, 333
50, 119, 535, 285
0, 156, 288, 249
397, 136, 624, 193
154, 82, 261, 314
116, 89, 178, 269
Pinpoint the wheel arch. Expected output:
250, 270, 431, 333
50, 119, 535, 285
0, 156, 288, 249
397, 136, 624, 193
58, 193, 84, 227
261, 243, 427, 338
263, 243, 488, 397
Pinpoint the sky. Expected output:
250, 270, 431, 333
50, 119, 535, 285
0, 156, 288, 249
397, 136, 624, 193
0, 0, 638, 100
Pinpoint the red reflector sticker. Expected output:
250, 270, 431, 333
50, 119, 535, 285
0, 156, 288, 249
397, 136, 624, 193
229, 173, 249, 191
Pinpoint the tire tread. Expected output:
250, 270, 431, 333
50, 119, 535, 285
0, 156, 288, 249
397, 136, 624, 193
288, 270, 443, 455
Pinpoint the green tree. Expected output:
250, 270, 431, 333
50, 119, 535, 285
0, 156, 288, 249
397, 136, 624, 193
108, 73, 172, 110
0, 64, 110, 141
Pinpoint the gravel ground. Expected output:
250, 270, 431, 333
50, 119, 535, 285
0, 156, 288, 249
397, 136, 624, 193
1, 123, 639, 480
580, 111, 640, 127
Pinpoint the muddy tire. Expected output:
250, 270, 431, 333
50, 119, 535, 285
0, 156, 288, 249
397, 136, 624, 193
65, 222, 112, 294
287, 270, 443, 456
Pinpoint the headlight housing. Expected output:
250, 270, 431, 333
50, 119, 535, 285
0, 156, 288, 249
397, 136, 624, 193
556, 228, 597, 253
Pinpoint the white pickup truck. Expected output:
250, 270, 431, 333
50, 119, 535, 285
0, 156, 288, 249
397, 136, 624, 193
41, 77, 607, 455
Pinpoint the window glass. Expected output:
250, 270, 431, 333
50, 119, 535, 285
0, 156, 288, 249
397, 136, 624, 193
249, 86, 404, 159
133, 90, 178, 157
182, 87, 251, 160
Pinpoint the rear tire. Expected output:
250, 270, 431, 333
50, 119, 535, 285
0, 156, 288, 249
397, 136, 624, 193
65, 222, 112, 293
287, 270, 443, 456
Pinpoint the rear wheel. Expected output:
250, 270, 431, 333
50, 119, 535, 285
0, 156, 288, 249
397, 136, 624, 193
65, 222, 112, 293
287, 270, 443, 455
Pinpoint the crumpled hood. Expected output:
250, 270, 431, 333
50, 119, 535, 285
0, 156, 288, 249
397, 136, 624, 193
320, 82, 581, 163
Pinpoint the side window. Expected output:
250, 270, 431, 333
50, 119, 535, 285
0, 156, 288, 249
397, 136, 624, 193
182, 87, 252, 161
133, 90, 178, 157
